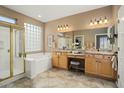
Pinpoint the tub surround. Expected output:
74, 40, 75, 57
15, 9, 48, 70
52, 50, 117, 80
25, 53, 52, 79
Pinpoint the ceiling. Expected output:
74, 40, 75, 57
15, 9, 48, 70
4, 5, 106, 22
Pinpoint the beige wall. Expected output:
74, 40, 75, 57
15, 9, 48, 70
112, 5, 121, 24
45, 6, 115, 51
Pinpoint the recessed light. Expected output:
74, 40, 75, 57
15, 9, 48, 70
121, 17, 124, 21
38, 15, 42, 18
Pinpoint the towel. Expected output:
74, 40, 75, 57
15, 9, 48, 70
70, 61, 80, 65
111, 55, 118, 71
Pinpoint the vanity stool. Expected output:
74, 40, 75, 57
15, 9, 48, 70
69, 61, 80, 71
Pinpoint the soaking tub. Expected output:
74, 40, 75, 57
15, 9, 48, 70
25, 53, 52, 79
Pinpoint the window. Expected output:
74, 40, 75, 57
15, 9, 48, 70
24, 23, 43, 52
0, 16, 16, 24
96, 34, 109, 50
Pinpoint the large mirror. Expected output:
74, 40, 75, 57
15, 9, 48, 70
57, 26, 116, 51
57, 32, 73, 50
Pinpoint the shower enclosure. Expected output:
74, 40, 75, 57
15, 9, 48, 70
0, 22, 25, 82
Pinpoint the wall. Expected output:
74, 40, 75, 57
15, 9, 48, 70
45, 6, 114, 51
112, 5, 121, 24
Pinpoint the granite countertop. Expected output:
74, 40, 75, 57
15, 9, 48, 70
85, 51, 114, 55
54, 50, 72, 53
53, 50, 114, 56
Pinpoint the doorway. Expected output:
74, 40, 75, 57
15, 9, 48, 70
0, 22, 25, 82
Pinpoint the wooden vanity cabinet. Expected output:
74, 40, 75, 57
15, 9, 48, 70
52, 52, 59, 67
99, 58, 115, 79
85, 54, 97, 74
52, 52, 68, 69
59, 52, 68, 69
85, 54, 116, 80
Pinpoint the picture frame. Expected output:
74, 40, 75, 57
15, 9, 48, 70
48, 35, 54, 48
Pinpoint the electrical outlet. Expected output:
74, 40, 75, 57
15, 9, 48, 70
118, 74, 120, 79
118, 47, 120, 51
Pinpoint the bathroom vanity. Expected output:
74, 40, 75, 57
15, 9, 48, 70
52, 25, 118, 81
52, 50, 117, 80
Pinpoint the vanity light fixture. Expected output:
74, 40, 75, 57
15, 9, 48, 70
90, 16, 108, 26
57, 24, 70, 31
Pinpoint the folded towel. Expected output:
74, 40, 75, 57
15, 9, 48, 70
111, 55, 118, 71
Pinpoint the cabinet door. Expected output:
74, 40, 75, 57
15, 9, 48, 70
100, 59, 113, 78
59, 53, 68, 69
52, 54, 59, 67
85, 55, 97, 74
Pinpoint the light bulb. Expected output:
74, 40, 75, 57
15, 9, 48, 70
63, 25, 66, 30
104, 17, 108, 23
60, 26, 63, 30
94, 19, 97, 25
57, 26, 60, 31
99, 18, 102, 24
57, 28, 60, 31
94, 21, 97, 25
66, 24, 69, 30
90, 22, 93, 26
104, 19, 108, 23
99, 20, 102, 24
90, 20, 93, 26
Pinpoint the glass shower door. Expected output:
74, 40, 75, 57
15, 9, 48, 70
0, 26, 10, 81
13, 29, 25, 76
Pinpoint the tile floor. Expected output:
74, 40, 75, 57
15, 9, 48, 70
1, 69, 117, 88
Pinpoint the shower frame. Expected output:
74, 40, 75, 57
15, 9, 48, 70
0, 21, 26, 82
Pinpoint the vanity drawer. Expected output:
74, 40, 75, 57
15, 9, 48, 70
61, 52, 67, 55
85, 54, 94, 57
